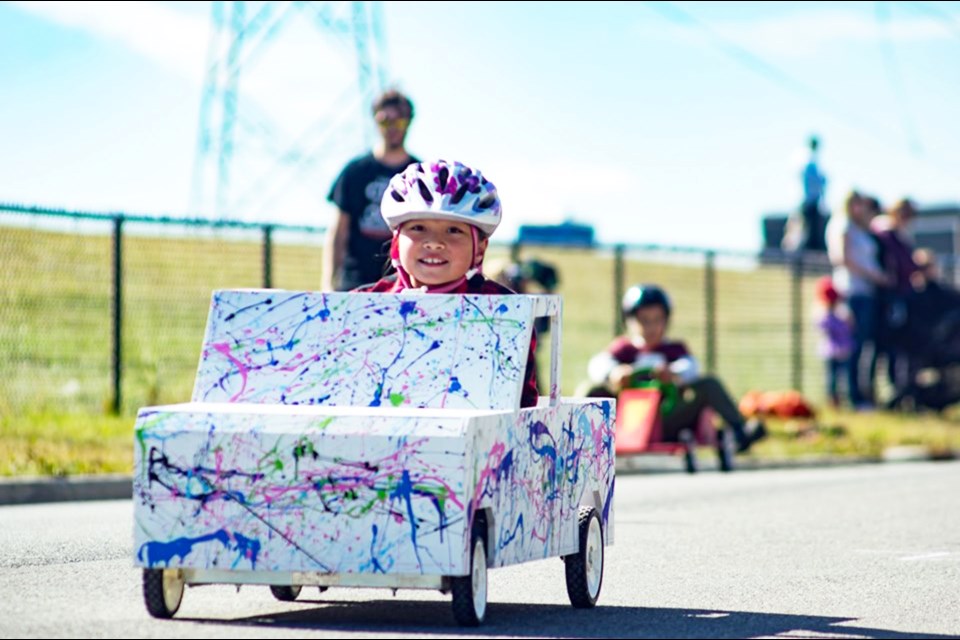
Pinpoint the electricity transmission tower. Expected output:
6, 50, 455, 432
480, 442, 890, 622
190, 0, 388, 222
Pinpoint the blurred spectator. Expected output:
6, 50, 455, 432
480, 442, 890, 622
323, 89, 419, 291
826, 191, 891, 410
907, 248, 959, 332
873, 198, 921, 294
813, 276, 853, 408
911, 248, 941, 291
490, 257, 559, 294
889, 248, 960, 411
489, 257, 560, 333
488, 257, 561, 390
801, 135, 828, 252
871, 198, 920, 394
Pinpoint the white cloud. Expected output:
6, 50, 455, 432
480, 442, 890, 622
717, 10, 951, 57
12, 1, 210, 83
639, 8, 953, 58
9, 1, 373, 220
12, 1, 366, 140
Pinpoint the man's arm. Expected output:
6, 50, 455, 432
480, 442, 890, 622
322, 211, 351, 291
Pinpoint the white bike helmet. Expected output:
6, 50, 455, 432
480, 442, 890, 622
380, 160, 502, 236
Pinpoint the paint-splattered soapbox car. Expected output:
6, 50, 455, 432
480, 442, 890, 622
133, 290, 615, 626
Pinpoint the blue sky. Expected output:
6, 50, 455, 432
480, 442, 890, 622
2, 1, 958, 251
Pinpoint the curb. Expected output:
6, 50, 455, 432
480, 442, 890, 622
614, 453, 882, 475
615, 446, 954, 475
0, 474, 131, 506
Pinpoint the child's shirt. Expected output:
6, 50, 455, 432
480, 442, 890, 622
588, 337, 700, 387
354, 274, 540, 408
816, 310, 853, 360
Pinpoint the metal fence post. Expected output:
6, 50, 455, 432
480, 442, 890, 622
613, 244, 625, 336
704, 250, 716, 374
111, 215, 124, 415
262, 224, 274, 289
791, 253, 804, 392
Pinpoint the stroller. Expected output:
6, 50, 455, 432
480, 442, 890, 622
887, 281, 960, 412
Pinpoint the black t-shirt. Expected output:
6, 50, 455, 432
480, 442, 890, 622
327, 152, 419, 290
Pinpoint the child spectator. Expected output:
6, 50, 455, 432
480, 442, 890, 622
814, 276, 854, 408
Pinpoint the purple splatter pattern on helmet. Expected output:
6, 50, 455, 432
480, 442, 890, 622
380, 159, 502, 236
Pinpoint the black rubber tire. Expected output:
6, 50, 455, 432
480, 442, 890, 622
564, 506, 604, 608
717, 428, 735, 473
142, 568, 184, 619
270, 585, 302, 601
451, 517, 488, 626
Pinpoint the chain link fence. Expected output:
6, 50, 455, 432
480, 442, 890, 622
3, 203, 957, 419
505, 244, 836, 401
1, 205, 323, 417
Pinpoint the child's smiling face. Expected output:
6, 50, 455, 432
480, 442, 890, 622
397, 219, 486, 287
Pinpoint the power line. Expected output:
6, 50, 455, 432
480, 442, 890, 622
191, 1, 389, 220
899, 0, 960, 42
642, 1, 918, 154
875, 1, 924, 156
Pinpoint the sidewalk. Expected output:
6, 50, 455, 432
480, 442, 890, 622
0, 445, 941, 506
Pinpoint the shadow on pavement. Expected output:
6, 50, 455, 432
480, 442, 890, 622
184, 598, 954, 638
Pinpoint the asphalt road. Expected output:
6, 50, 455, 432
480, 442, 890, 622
2, 461, 959, 638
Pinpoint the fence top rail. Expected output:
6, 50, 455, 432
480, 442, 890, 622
0, 202, 326, 234
5, 201, 957, 268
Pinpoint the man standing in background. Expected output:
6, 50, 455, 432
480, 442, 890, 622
801, 134, 827, 252
323, 89, 419, 291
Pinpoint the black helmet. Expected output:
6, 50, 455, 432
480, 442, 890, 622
622, 284, 671, 318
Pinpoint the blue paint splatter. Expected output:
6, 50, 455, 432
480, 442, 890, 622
232, 533, 261, 569
602, 476, 615, 525
528, 421, 558, 464
369, 524, 386, 574
369, 382, 384, 407
138, 530, 230, 567
389, 470, 424, 569
529, 421, 559, 498
498, 514, 525, 550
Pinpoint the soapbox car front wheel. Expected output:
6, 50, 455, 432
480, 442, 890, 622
564, 506, 604, 608
142, 568, 184, 619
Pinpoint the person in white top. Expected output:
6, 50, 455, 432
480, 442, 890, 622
825, 191, 892, 409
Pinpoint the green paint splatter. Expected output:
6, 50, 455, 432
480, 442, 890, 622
310, 416, 335, 430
